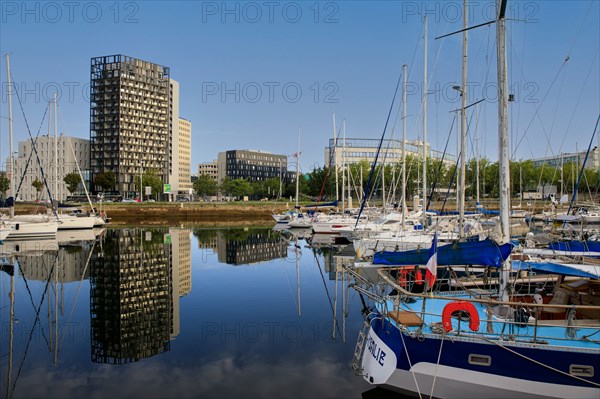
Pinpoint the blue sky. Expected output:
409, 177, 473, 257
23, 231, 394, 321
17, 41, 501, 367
1, 1, 598, 175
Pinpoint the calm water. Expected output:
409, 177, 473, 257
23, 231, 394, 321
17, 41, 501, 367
0, 226, 379, 399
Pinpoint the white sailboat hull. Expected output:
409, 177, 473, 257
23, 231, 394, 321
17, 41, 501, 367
4, 220, 58, 240
382, 363, 599, 399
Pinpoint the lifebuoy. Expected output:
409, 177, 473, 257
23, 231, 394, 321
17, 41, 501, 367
441, 301, 480, 332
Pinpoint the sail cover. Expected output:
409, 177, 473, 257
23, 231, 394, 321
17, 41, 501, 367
373, 238, 512, 267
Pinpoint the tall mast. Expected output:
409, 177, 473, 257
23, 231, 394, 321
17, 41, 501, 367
345, 122, 351, 208
332, 114, 338, 207
341, 119, 346, 211
476, 103, 481, 204
497, 0, 511, 301
295, 127, 300, 208
402, 64, 407, 224
54, 93, 58, 203
458, 0, 468, 238
5, 54, 14, 212
422, 15, 428, 223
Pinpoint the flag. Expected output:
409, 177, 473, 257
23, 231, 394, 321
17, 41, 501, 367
425, 233, 438, 286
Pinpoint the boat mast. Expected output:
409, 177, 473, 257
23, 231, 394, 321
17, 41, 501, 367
422, 15, 428, 224
497, 0, 511, 301
476, 103, 480, 204
345, 123, 351, 209
341, 120, 346, 212
54, 93, 58, 204
5, 54, 14, 216
295, 127, 300, 208
332, 114, 338, 208
402, 64, 407, 224
458, 0, 468, 238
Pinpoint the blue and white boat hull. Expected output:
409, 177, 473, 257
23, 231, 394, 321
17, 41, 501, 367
361, 315, 600, 399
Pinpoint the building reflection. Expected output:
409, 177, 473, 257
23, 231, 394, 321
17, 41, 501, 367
168, 227, 192, 339
193, 228, 287, 266
17, 242, 93, 283
217, 229, 287, 265
90, 228, 173, 364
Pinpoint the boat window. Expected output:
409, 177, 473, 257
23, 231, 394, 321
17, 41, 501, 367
468, 354, 491, 366
569, 365, 594, 378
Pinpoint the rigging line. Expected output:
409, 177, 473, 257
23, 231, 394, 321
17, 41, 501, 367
10, 79, 59, 218
426, 114, 455, 211
509, 47, 570, 160
549, 61, 570, 159
312, 249, 342, 338
11, 251, 58, 396
18, 257, 52, 349
60, 241, 96, 347
565, 0, 596, 60
429, 333, 446, 399
483, 336, 600, 387
13, 104, 49, 198
559, 49, 600, 151
566, 114, 600, 217
282, 244, 299, 312
316, 125, 342, 206
355, 65, 403, 228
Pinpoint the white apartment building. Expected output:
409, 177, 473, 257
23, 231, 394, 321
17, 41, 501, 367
12, 135, 90, 202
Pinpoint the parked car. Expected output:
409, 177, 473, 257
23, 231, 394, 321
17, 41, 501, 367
122, 198, 136, 203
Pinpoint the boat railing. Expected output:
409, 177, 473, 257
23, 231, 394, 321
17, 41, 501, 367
346, 268, 600, 347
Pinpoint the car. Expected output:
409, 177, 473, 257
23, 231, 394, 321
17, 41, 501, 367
122, 198, 136, 203
176, 198, 189, 202
146, 199, 156, 202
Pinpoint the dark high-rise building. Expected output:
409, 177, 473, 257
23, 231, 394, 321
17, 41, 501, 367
217, 149, 289, 182
90, 54, 171, 197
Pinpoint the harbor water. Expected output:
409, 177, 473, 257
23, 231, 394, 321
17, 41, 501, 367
0, 226, 379, 398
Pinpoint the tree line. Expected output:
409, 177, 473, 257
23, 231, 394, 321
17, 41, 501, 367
194, 156, 600, 202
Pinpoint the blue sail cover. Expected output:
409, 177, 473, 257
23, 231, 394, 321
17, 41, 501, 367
373, 238, 512, 267
303, 200, 339, 208
548, 240, 600, 253
512, 261, 599, 279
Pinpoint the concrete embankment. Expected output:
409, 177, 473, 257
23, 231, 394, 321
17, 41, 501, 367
14, 202, 289, 227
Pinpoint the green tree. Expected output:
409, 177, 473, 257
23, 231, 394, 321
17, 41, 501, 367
32, 177, 44, 200
0, 172, 9, 198
94, 171, 116, 192
63, 172, 82, 194
134, 168, 163, 198
305, 167, 335, 199
193, 175, 218, 197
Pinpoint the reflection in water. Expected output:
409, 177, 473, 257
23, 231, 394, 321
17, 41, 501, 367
90, 228, 173, 364
194, 228, 287, 265
1, 226, 372, 398
89, 227, 193, 363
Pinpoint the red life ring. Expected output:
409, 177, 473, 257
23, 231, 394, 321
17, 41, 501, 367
441, 301, 480, 332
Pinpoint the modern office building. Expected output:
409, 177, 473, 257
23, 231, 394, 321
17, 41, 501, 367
177, 118, 192, 196
217, 149, 288, 182
90, 54, 173, 198
324, 138, 454, 167
199, 160, 219, 181
531, 148, 600, 170
13, 135, 89, 202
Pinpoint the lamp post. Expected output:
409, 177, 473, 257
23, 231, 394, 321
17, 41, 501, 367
139, 161, 143, 202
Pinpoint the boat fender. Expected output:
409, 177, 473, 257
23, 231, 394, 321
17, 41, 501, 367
441, 301, 480, 332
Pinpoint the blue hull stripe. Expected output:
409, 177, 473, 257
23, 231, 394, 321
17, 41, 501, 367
370, 315, 600, 388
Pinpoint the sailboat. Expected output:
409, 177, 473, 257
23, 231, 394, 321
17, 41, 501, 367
349, 2, 600, 398
2, 54, 59, 240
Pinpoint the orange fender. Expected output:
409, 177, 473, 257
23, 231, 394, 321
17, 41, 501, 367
441, 301, 480, 332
